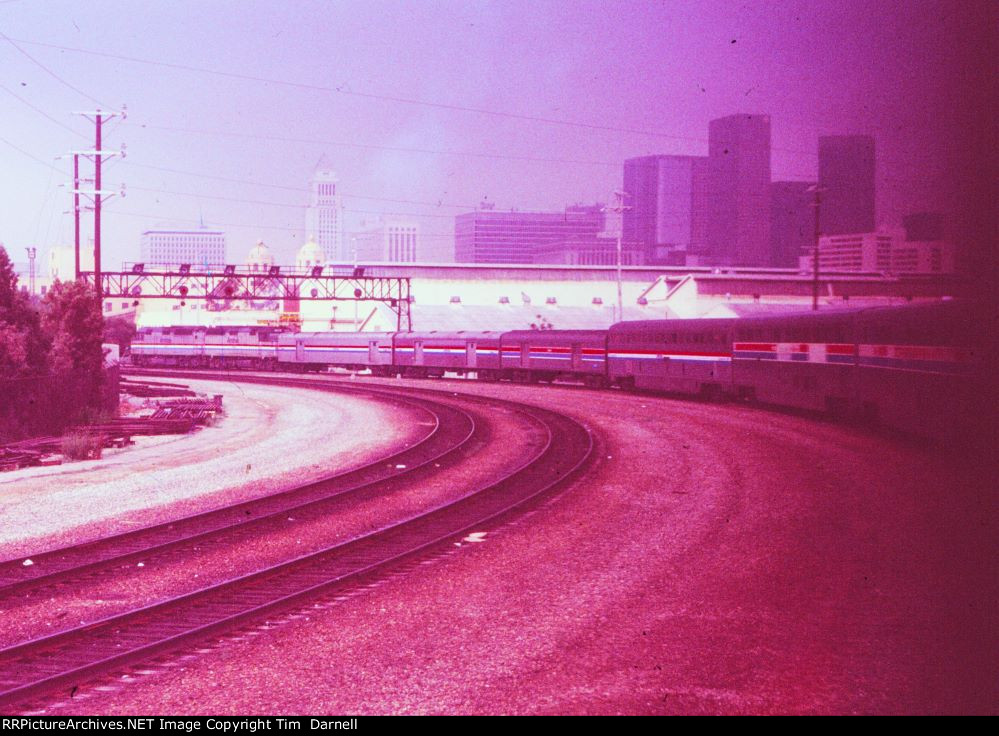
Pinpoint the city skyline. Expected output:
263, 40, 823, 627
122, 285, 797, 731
0, 1, 988, 271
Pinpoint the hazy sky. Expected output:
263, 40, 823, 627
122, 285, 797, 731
0, 0, 985, 267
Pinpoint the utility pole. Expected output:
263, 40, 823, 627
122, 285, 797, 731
603, 192, 631, 323
808, 185, 826, 311
95, 111, 103, 300
73, 154, 80, 280
74, 107, 126, 304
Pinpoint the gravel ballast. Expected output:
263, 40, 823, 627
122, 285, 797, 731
0, 395, 543, 649
13, 378, 992, 714
0, 379, 425, 559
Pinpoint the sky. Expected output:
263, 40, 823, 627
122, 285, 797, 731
0, 0, 990, 269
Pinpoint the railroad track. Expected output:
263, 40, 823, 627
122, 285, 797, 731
0, 373, 594, 709
0, 383, 477, 597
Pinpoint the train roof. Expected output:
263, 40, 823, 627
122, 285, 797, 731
608, 300, 971, 331
396, 330, 502, 338
501, 328, 608, 338
281, 331, 395, 338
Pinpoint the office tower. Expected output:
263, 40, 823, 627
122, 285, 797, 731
352, 221, 419, 262
818, 135, 876, 236
771, 181, 815, 268
805, 231, 955, 274
305, 157, 344, 261
623, 155, 707, 264
903, 211, 945, 242
140, 227, 226, 266
702, 114, 772, 267
454, 206, 604, 264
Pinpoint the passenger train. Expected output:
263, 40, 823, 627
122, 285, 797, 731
129, 301, 983, 442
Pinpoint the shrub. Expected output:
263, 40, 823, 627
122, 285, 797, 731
61, 430, 104, 461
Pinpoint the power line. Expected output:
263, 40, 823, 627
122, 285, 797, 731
123, 162, 479, 208
0, 84, 89, 139
3, 36, 954, 177
124, 121, 620, 168
126, 184, 481, 213
0, 32, 108, 108
0, 134, 62, 171
99, 204, 459, 239
6, 36, 708, 144
123, 120, 937, 180
3, 36, 938, 180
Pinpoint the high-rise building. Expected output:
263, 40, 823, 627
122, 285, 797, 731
701, 114, 772, 266
903, 211, 946, 242
770, 181, 815, 268
454, 206, 605, 264
305, 157, 344, 261
623, 155, 707, 264
140, 227, 226, 266
352, 220, 419, 262
818, 135, 876, 236
801, 230, 954, 274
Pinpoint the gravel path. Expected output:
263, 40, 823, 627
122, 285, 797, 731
0, 379, 424, 560
23, 379, 994, 715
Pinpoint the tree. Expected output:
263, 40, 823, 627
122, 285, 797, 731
0, 322, 29, 377
0, 246, 46, 378
103, 314, 137, 353
0, 245, 17, 311
42, 279, 104, 377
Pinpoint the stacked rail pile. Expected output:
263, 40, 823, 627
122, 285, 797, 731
150, 396, 224, 423
120, 379, 197, 398
0, 386, 223, 471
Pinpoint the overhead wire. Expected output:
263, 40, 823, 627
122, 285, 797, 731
0, 32, 108, 108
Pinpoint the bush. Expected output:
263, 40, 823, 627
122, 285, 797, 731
61, 430, 104, 461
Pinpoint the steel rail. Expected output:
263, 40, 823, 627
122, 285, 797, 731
0, 382, 476, 597
0, 377, 593, 710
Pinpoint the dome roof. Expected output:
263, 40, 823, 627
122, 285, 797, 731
296, 237, 326, 268
246, 240, 274, 267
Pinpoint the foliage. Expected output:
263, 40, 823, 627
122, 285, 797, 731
42, 279, 104, 377
61, 429, 104, 460
103, 315, 137, 353
0, 245, 18, 313
0, 322, 28, 377
0, 245, 109, 441
0, 246, 47, 378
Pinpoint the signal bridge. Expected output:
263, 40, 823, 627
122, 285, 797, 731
81, 263, 413, 331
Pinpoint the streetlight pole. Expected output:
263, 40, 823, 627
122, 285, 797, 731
808, 185, 826, 311
604, 191, 631, 323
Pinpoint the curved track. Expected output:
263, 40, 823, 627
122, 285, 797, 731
0, 384, 476, 596
0, 373, 594, 709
